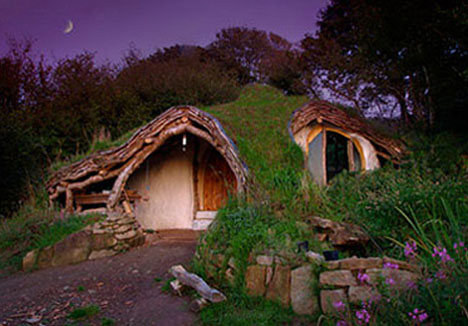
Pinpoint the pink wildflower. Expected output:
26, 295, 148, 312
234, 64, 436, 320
356, 309, 371, 325
432, 246, 453, 263
435, 269, 446, 280
357, 272, 370, 285
383, 262, 399, 269
407, 280, 417, 290
333, 301, 345, 311
408, 308, 428, 323
385, 277, 395, 286
336, 321, 347, 326
404, 241, 417, 258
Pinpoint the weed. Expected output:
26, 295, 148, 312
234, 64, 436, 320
161, 277, 176, 293
101, 317, 115, 326
77, 285, 85, 292
67, 304, 100, 320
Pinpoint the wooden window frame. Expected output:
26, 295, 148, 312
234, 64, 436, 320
306, 124, 366, 184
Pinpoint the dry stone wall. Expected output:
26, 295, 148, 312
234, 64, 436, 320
242, 254, 420, 316
22, 211, 145, 271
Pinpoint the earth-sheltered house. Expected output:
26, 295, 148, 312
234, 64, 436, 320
289, 100, 405, 185
46, 106, 248, 231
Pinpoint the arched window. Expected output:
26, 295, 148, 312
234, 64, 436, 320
307, 126, 364, 185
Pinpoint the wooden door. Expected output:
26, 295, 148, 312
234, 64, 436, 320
202, 150, 236, 211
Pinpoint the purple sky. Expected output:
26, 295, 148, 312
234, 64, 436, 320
0, 0, 327, 64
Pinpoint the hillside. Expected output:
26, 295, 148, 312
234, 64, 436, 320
1, 84, 467, 326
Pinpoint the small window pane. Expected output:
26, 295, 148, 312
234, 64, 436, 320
308, 132, 325, 185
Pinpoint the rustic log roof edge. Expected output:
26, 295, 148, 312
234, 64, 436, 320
288, 100, 405, 160
46, 106, 249, 205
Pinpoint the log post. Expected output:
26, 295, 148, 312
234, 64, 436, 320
169, 265, 226, 303
65, 188, 74, 213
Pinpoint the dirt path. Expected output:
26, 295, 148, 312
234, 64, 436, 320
0, 240, 197, 326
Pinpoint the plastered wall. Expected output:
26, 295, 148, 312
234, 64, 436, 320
127, 142, 195, 230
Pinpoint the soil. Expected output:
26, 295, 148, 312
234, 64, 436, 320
0, 239, 198, 326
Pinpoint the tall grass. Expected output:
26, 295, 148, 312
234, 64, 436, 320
0, 201, 101, 273
326, 199, 468, 326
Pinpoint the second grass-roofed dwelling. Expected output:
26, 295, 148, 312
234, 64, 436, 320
289, 101, 404, 185
46, 106, 248, 231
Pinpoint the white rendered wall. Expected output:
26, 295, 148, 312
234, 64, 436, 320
127, 143, 195, 230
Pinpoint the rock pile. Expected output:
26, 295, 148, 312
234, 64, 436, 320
23, 211, 145, 271
305, 216, 370, 248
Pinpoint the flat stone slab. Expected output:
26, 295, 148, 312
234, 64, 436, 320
245, 265, 266, 296
52, 231, 91, 267
348, 286, 380, 304
266, 265, 291, 306
338, 257, 383, 270
115, 230, 137, 241
291, 265, 319, 315
320, 270, 357, 287
320, 289, 347, 314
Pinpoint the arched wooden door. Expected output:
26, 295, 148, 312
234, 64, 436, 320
200, 149, 237, 211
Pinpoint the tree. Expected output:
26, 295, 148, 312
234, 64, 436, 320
302, 0, 468, 130
208, 27, 304, 93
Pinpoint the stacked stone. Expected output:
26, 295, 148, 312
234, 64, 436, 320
90, 211, 146, 258
245, 254, 321, 315
320, 257, 420, 314
241, 254, 421, 316
23, 211, 145, 271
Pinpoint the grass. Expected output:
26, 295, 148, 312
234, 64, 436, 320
50, 127, 139, 172
101, 317, 115, 326
0, 198, 102, 272
67, 304, 100, 320
193, 85, 468, 325
1, 84, 466, 324
198, 293, 302, 326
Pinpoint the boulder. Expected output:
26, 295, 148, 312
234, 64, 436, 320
89, 249, 116, 260
245, 265, 266, 296
305, 216, 369, 248
305, 251, 325, 264
52, 231, 91, 267
37, 245, 54, 269
291, 265, 319, 315
266, 265, 291, 306
22, 249, 38, 271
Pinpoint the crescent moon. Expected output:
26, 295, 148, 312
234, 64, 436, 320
64, 20, 74, 34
